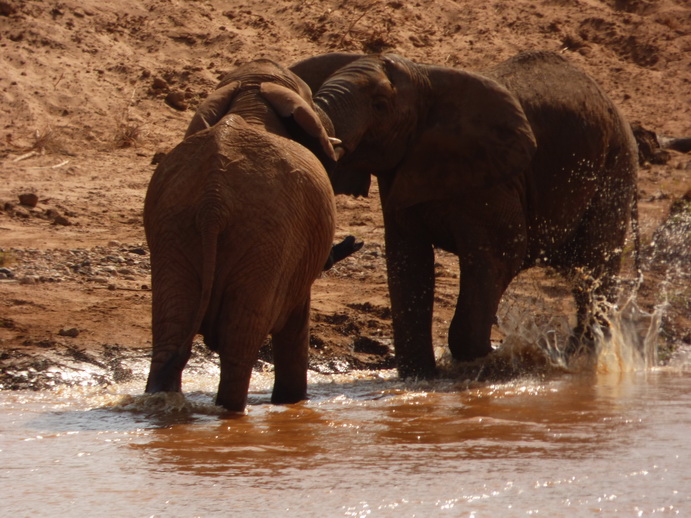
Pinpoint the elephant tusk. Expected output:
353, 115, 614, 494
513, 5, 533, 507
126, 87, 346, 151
328, 137, 342, 146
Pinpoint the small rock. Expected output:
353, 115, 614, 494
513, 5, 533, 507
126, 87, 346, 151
58, 327, 80, 338
353, 336, 391, 356
165, 91, 188, 111
18, 193, 38, 207
52, 215, 71, 226
129, 247, 147, 255
0, 267, 14, 278
0, 2, 18, 16
112, 365, 133, 383
13, 206, 30, 218
19, 276, 39, 285
151, 77, 169, 91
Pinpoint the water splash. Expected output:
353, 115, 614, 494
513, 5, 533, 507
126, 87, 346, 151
108, 391, 227, 415
487, 286, 663, 379
592, 295, 663, 373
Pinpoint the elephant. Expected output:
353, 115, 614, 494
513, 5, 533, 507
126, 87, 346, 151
290, 50, 639, 378
144, 59, 344, 412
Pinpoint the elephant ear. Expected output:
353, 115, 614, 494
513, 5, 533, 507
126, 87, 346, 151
259, 82, 342, 162
388, 65, 537, 208
184, 81, 241, 138
289, 53, 364, 92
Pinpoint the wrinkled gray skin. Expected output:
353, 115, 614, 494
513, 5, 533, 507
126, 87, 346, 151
144, 60, 339, 411
291, 51, 638, 378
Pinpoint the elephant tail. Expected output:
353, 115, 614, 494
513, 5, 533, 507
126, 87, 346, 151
186, 193, 230, 350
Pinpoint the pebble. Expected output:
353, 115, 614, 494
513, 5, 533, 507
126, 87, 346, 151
165, 91, 188, 111
52, 215, 71, 226
18, 193, 39, 208
151, 77, 169, 91
14, 206, 30, 218
4, 244, 151, 286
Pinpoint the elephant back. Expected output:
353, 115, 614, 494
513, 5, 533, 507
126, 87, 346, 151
484, 51, 637, 254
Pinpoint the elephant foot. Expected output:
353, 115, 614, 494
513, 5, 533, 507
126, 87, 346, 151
449, 342, 493, 363
145, 380, 182, 394
396, 359, 437, 380
565, 322, 607, 361
215, 392, 249, 413
145, 368, 183, 394
271, 385, 307, 405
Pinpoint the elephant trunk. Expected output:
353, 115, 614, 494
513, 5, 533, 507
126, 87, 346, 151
314, 81, 366, 154
313, 84, 372, 197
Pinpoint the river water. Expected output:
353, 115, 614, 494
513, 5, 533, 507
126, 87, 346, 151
2, 308, 690, 517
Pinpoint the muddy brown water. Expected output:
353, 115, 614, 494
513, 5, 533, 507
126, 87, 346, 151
1, 306, 690, 517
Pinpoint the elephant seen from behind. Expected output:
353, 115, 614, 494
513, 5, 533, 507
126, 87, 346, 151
291, 50, 638, 377
144, 59, 343, 412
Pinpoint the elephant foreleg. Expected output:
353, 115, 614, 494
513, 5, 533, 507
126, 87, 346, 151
271, 298, 311, 405
449, 201, 527, 362
383, 218, 436, 378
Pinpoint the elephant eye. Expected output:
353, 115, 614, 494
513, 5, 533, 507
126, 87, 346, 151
372, 96, 389, 112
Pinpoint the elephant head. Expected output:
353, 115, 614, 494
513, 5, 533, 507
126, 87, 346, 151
185, 59, 342, 163
291, 53, 537, 204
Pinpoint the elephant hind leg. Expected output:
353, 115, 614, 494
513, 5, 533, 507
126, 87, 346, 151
560, 191, 631, 356
566, 269, 616, 357
146, 280, 201, 393
214, 318, 269, 413
146, 338, 194, 393
216, 354, 258, 412
270, 298, 310, 405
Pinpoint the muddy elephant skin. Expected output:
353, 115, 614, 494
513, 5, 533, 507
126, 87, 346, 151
144, 60, 338, 411
291, 51, 638, 377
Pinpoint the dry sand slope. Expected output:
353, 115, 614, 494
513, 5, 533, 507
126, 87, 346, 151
0, 0, 689, 389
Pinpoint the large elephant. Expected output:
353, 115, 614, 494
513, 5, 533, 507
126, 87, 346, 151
291, 50, 638, 378
144, 59, 342, 412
